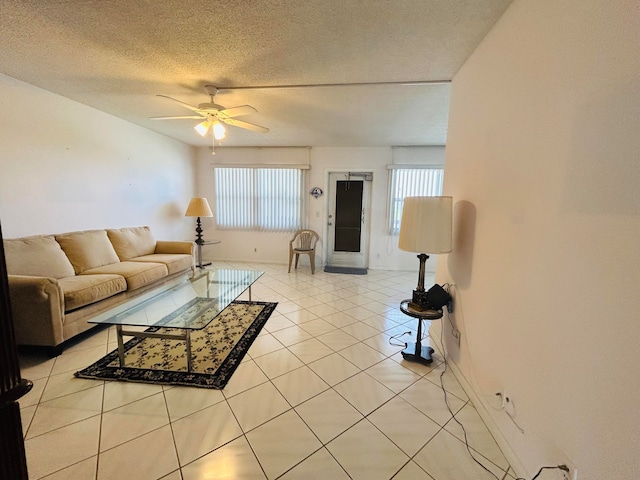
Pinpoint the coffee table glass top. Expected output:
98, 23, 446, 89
89, 269, 263, 330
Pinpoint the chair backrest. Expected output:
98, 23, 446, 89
291, 229, 319, 250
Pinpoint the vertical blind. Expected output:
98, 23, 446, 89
389, 168, 444, 234
214, 167, 304, 232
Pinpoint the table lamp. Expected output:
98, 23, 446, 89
185, 197, 213, 246
398, 196, 452, 311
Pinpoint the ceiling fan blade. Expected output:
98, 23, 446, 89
150, 115, 204, 120
156, 94, 201, 113
222, 118, 269, 133
217, 105, 257, 119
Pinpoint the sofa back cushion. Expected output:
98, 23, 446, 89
4, 235, 76, 279
107, 226, 156, 261
55, 230, 120, 274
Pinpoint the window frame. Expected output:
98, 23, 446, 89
213, 166, 307, 233
387, 165, 445, 235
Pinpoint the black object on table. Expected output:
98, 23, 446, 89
399, 299, 443, 365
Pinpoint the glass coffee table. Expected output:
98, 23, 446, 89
89, 269, 263, 372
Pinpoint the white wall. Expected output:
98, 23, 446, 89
195, 145, 446, 271
0, 75, 196, 240
436, 1, 640, 479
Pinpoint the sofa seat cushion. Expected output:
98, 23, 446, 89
4, 235, 76, 279
81, 261, 168, 291
58, 275, 127, 312
107, 227, 156, 261
130, 254, 193, 275
56, 230, 121, 274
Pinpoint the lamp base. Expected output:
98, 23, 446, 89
401, 342, 434, 365
409, 289, 431, 312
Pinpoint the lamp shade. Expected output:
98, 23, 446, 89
185, 197, 213, 217
398, 196, 452, 254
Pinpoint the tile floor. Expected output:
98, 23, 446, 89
18, 262, 515, 480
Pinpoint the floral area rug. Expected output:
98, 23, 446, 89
75, 300, 277, 389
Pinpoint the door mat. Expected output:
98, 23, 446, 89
323, 266, 368, 275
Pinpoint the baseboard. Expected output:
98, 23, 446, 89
429, 323, 526, 478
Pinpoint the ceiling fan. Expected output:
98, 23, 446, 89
151, 85, 269, 154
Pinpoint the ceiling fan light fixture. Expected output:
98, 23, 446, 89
194, 119, 210, 136
212, 122, 226, 140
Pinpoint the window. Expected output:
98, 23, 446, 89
389, 167, 444, 234
214, 167, 304, 232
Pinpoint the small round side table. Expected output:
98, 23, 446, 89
399, 299, 443, 365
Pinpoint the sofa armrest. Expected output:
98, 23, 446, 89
7, 275, 65, 347
155, 240, 195, 256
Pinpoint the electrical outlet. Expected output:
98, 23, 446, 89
452, 328, 461, 347
560, 463, 577, 480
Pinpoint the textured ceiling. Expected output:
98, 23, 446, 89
0, 0, 512, 147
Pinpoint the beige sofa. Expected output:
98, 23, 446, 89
4, 226, 195, 355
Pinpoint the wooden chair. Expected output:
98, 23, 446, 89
288, 229, 320, 274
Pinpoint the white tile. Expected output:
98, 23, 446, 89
287, 338, 334, 364
270, 326, 314, 347
365, 358, 422, 393
274, 302, 303, 315
326, 419, 409, 480
299, 318, 337, 336
163, 384, 225, 421
282, 309, 319, 325
392, 461, 435, 480
247, 333, 286, 358
279, 447, 351, 480
222, 359, 269, 398
360, 315, 402, 332
337, 342, 387, 370
19, 353, 56, 381
444, 403, 510, 470
253, 348, 304, 379
368, 397, 441, 456
343, 306, 378, 321
424, 362, 469, 401
293, 296, 325, 308
27, 385, 104, 438
363, 333, 408, 357
181, 436, 266, 480
413, 429, 505, 480
400, 378, 466, 427
227, 382, 291, 432
102, 380, 163, 412
40, 371, 102, 402
308, 353, 360, 386
322, 311, 359, 328
50, 345, 109, 376
306, 303, 338, 317
316, 330, 359, 352
18, 377, 46, 408
100, 392, 169, 451
20, 404, 36, 437
25, 416, 100, 480
246, 410, 322, 479
333, 372, 395, 416
272, 365, 330, 406
40, 456, 97, 480
339, 322, 381, 341
263, 315, 297, 332
172, 401, 243, 465
295, 389, 363, 443
97, 425, 179, 480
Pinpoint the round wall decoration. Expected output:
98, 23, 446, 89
310, 187, 323, 198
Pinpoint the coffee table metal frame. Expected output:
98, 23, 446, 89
90, 269, 263, 372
